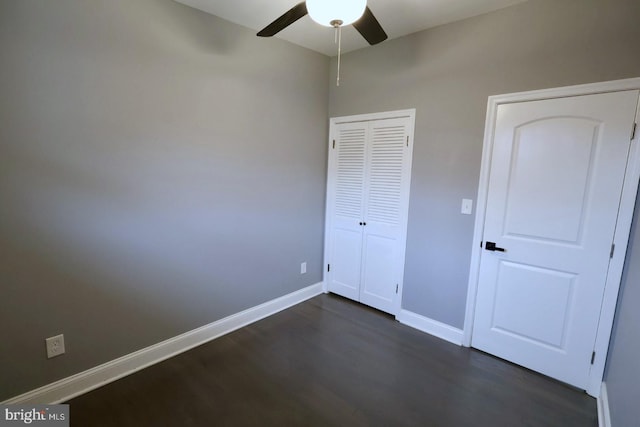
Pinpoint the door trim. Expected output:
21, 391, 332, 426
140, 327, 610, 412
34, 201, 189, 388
463, 77, 640, 397
322, 108, 416, 316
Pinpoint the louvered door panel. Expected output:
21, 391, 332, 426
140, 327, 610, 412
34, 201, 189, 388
325, 112, 415, 315
360, 118, 411, 313
326, 122, 368, 301
335, 127, 367, 219
365, 123, 406, 225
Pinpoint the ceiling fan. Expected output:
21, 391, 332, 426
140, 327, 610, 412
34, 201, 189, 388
257, 0, 387, 45
257, 0, 388, 85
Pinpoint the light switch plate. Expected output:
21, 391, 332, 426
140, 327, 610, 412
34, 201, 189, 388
461, 199, 473, 215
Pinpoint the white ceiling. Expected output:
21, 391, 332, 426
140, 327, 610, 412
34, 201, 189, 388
175, 0, 528, 56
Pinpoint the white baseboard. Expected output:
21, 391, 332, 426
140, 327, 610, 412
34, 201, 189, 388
597, 382, 612, 427
396, 309, 463, 346
3, 282, 324, 405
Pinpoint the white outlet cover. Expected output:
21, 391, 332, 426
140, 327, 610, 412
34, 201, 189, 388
301, 262, 307, 274
46, 334, 65, 359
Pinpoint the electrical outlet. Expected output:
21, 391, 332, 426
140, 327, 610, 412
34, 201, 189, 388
46, 334, 65, 359
300, 262, 307, 274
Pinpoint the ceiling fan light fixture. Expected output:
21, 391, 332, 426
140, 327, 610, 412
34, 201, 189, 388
306, 0, 367, 27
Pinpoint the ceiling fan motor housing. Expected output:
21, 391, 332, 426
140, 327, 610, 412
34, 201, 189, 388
306, 0, 367, 27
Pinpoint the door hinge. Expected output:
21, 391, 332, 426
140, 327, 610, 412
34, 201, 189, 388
327, 264, 331, 272
610, 243, 616, 259
396, 284, 399, 294
591, 351, 596, 365
632, 123, 637, 140
332, 139, 336, 149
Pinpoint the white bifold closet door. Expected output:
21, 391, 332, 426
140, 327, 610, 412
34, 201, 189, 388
325, 111, 415, 315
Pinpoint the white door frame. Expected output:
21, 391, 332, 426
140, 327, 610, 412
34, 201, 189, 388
463, 77, 640, 397
322, 108, 416, 316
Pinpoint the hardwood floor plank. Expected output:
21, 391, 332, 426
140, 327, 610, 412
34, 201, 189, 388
68, 294, 597, 426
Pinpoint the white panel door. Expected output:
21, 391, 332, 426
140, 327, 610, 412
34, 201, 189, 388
327, 122, 368, 301
360, 118, 412, 313
472, 90, 639, 389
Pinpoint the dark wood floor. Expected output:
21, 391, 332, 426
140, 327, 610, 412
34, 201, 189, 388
68, 294, 597, 426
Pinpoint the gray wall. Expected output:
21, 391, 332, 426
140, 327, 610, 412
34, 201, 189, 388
328, 0, 640, 329
605, 190, 640, 427
0, 0, 329, 400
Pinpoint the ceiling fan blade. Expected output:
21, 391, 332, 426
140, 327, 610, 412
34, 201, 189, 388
257, 2, 308, 37
352, 7, 387, 45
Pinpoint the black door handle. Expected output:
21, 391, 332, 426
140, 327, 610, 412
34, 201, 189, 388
485, 241, 506, 252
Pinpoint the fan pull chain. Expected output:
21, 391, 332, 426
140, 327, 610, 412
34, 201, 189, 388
332, 22, 343, 87
337, 25, 342, 86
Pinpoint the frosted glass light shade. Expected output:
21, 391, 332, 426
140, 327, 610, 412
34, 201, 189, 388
306, 0, 367, 27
